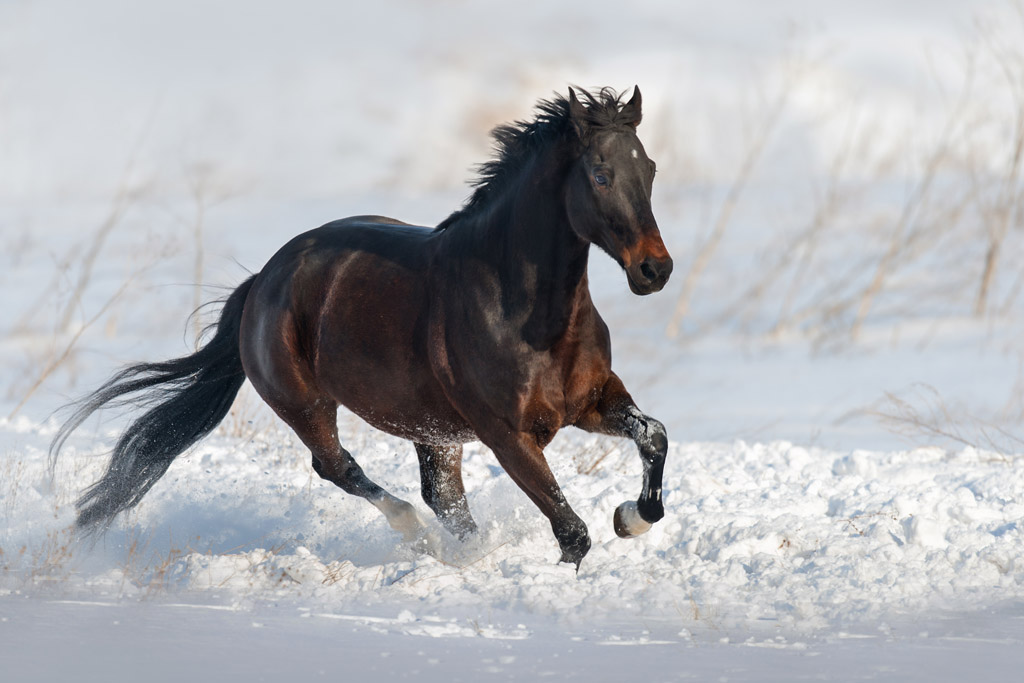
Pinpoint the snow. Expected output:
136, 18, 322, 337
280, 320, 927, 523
4, 420, 1024, 678
6, 419, 1024, 679
4, 0, 1024, 679
8, 423, 1024, 629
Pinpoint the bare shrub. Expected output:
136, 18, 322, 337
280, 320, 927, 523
662, 13, 1024, 347
8, 275, 138, 419
865, 384, 1023, 457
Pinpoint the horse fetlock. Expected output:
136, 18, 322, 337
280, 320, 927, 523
637, 492, 664, 524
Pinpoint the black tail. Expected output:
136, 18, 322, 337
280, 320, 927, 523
50, 275, 257, 532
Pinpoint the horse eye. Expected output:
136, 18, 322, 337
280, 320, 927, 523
594, 173, 608, 187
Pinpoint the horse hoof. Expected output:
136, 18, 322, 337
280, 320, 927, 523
558, 548, 587, 573
380, 499, 427, 541
557, 529, 592, 572
614, 500, 653, 538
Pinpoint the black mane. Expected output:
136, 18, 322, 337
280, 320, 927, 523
436, 87, 634, 231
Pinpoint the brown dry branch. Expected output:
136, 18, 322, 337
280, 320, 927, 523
849, 57, 977, 341
218, 383, 279, 443
697, 108, 862, 338
28, 528, 75, 580
847, 180, 978, 339
973, 22, 1024, 316
1, 457, 27, 519
665, 67, 793, 339
774, 249, 882, 350
866, 384, 1023, 457
123, 529, 191, 595
840, 511, 900, 537
771, 114, 863, 335
322, 560, 356, 586
43, 115, 157, 336
997, 226, 1024, 314
183, 163, 237, 348
11, 176, 147, 337
572, 439, 622, 475
7, 273, 139, 420
55, 184, 138, 335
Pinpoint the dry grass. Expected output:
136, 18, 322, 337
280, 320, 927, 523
8, 274, 139, 420
217, 383, 279, 441
27, 528, 76, 581
182, 163, 238, 348
840, 510, 901, 537
665, 55, 796, 339
1, 455, 27, 519
864, 384, 1024, 457
571, 439, 628, 476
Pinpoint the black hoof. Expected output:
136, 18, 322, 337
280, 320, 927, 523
557, 534, 591, 572
442, 515, 478, 541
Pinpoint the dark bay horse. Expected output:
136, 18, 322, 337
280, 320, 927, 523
52, 86, 673, 569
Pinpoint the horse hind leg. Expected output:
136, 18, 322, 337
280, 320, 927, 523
240, 305, 424, 541
414, 443, 477, 539
278, 399, 425, 541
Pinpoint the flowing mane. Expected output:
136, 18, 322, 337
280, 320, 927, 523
436, 87, 635, 230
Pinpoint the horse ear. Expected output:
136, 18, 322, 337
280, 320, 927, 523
624, 85, 642, 128
568, 88, 589, 140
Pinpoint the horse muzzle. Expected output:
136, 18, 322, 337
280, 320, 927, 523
626, 254, 673, 295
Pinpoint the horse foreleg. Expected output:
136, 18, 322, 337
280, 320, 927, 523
478, 430, 590, 569
575, 374, 667, 538
414, 443, 477, 539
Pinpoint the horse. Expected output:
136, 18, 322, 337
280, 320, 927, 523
51, 86, 673, 570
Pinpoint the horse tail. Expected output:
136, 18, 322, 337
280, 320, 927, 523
50, 275, 257, 533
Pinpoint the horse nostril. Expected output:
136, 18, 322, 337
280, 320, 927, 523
639, 261, 657, 282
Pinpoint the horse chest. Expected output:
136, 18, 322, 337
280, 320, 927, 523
552, 343, 609, 407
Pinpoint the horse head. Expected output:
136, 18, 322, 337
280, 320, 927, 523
564, 86, 673, 295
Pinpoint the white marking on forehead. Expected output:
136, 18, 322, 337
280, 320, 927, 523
631, 149, 638, 159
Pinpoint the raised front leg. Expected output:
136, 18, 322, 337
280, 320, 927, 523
575, 374, 667, 538
414, 443, 477, 539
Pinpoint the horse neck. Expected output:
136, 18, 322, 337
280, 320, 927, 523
505, 159, 590, 292
446, 149, 593, 347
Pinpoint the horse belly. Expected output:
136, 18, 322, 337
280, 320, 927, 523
314, 267, 474, 446
348, 399, 476, 446
333, 354, 475, 445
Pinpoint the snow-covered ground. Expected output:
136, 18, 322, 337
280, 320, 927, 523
6, 418, 1024, 680
4, 1, 1024, 680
